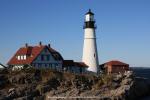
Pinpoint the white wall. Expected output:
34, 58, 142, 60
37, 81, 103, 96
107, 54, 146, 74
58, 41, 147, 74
82, 28, 99, 73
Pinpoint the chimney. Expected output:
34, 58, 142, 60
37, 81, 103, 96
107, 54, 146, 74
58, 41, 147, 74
25, 43, 28, 48
39, 41, 42, 46
48, 44, 51, 48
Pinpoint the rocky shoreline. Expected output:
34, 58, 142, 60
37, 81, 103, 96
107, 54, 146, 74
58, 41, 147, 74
0, 68, 150, 100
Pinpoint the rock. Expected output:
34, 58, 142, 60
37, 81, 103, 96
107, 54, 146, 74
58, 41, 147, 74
8, 88, 15, 93
33, 95, 45, 100
64, 80, 72, 87
8, 88, 17, 98
41, 85, 51, 94
47, 90, 55, 96
0, 75, 8, 89
36, 84, 51, 95
111, 82, 120, 89
66, 88, 79, 96
124, 71, 133, 78
46, 78, 60, 90
121, 78, 132, 85
113, 74, 123, 83
1, 68, 150, 99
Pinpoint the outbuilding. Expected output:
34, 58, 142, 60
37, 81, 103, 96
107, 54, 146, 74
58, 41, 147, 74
100, 60, 129, 74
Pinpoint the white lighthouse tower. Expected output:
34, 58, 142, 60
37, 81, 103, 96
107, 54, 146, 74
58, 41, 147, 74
82, 9, 99, 73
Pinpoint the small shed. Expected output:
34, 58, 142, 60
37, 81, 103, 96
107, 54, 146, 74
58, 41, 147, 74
100, 60, 129, 74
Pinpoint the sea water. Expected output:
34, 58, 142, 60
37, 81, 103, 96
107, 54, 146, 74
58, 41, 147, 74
131, 67, 150, 100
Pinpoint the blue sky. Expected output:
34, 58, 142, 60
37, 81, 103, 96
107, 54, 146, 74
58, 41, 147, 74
0, 0, 150, 67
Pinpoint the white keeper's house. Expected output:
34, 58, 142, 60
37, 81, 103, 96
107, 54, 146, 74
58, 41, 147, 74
7, 42, 88, 74
7, 42, 63, 71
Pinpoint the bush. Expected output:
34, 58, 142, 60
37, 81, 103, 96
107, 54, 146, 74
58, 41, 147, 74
92, 74, 113, 90
63, 72, 76, 81
101, 74, 112, 85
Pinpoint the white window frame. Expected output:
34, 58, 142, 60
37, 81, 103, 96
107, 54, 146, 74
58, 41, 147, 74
24, 55, 26, 60
18, 56, 20, 60
21, 56, 23, 60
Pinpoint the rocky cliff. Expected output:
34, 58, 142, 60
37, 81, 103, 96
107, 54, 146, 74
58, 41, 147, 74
0, 68, 150, 100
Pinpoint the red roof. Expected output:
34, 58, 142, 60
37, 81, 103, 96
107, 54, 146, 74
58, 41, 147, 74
105, 60, 129, 66
8, 45, 63, 65
16, 46, 33, 56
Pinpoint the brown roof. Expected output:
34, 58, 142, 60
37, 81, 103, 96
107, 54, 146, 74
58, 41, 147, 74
63, 60, 88, 68
74, 62, 88, 68
8, 45, 63, 65
105, 60, 129, 66
63, 60, 75, 66
48, 47, 63, 61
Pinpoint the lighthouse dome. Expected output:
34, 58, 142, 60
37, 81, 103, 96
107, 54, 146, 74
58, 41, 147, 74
86, 9, 94, 15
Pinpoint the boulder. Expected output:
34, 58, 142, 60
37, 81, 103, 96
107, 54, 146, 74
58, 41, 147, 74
0, 75, 8, 89
8, 88, 17, 98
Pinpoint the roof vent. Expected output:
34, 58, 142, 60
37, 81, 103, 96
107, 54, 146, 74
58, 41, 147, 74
25, 43, 28, 48
39, 41, 42, 46
48, 44, 51, 48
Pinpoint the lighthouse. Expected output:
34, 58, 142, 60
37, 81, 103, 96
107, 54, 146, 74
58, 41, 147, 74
82, 9, 99, 73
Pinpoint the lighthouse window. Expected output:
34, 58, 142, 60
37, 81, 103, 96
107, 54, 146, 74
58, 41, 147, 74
94, 53, 95, 57
85, 15, 90, 21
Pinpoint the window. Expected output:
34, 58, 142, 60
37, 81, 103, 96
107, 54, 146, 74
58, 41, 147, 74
55, 64, 58, 67
52, 64, 56, 69
38, 63, 42, 67
21, 56, 23, 60
44, 48, 48, 53
17, 55, 27, 60
36, 63, 38, 67
45, 64, 47, 67
17, 56, 20, 60
24, 55, 26, 60
41, 55, 44, 61
46, 55, 50, 61
49, 64, 52, 68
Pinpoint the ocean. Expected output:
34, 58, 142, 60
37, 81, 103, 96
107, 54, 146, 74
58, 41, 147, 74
131, 67, 150, 100
131, 67, 150, 80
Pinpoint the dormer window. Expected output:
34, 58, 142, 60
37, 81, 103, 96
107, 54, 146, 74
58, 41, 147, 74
17, 56, 20, 60
17, 55, 27, 60
24, 55, 26, 60
21, 56, 23, 60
